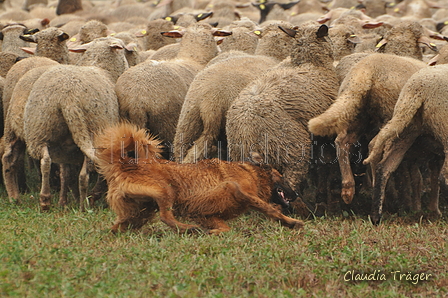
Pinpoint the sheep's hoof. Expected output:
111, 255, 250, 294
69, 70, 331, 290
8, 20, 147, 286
40, 194, 52, 211
341, 186, 354, 204
370, 214, 382, 226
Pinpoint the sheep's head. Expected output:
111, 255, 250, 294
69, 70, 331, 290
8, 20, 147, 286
279, 23, 334, 68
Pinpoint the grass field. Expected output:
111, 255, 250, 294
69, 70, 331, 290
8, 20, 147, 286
1, 190, 447, 298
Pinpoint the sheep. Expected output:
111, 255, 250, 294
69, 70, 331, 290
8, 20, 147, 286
19, 27, 70, 64
363, 65, 448, 224
252, 1, 300, 24
374, 20, 444, 61
135, 19, 176, 51
56, 0, 83, 15
2, 64, 58, 204
226, 24, 339, 197
115, 23, 231, 155
0, 23, 34, 57
308, 53, 428, 206
74, 37, 130, 82
2, 37, 128, 211
3, 57, 59, 124
218, 18, 259, 54
174, 21, 299, 163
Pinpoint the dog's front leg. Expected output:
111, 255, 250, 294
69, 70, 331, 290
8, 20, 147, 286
249, 196, 305, 230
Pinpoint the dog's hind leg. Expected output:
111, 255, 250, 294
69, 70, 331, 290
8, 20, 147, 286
158, 207, 201, 233
197, 217, 231, 235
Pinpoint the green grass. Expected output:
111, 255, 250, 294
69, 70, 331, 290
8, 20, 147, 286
1, 193, 447, 298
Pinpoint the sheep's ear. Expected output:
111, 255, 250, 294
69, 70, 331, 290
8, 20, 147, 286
69, 42, 91, 53
0, 32, 3, 41
374, 38, 387, 51
209, 22, 219, 27
156, 0, 172, 7
316, 24, 329, 38
195, 12, 213, 22
216, 37, 225, 45
110, 43, 124, 50
212, 29, 232, 37
428, 54, 439, 66
418, 36, 438, 51
161, 30, 184, 38
317, 10, 332, 24
279, 26, 297, 38
436, 22, 447, 33
23, 28, 39, 35
424, 27, 448, 41
15, 56, 27, 63
125, 42, 138, 52
20, 34, 37, 43
21, 47, 36, 55
249, 152, 265, 166
58, 32, 69, 42
279, 0, 300, 10
347, 34, 361, 44
361, 21, 384, 29
164, 15, 179, 24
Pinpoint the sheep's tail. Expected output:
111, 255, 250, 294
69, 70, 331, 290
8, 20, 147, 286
94, 122, 164, 178
308, 67, 373, 137
364, 87, 423, 166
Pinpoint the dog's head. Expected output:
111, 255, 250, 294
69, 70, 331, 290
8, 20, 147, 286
249, 152, 297, 208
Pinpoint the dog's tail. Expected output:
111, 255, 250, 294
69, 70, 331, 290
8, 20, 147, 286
94, 122, 164, 178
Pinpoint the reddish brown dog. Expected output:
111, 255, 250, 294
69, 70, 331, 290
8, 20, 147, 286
94, 123, 304, 234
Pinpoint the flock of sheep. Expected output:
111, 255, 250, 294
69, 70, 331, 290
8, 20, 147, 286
0, 0, 447, 224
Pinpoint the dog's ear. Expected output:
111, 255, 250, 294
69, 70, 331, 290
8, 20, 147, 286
249, 152, 271, 170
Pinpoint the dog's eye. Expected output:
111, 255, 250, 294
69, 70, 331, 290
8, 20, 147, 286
277, 188, 284, 195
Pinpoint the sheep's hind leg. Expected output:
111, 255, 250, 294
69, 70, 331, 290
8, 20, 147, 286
58, 164, 69, 207
78, 156, 90, 212
427, 155, 443, 219
39, 146, 52, 211
371, 132, 419, 225
335, 130, 357, 204
2, 139, 26, 203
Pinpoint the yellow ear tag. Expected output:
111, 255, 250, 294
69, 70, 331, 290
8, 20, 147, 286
110, 33, 116, 36
291, 12, 297, 16
350, 35, 357, 38
444, 21, 448, 25
174, 26, 180, 29
260, 4, 265, 9
350, 6, 355, 9
22, 34, 30, 37
430, 43, 436, 47
133, 46, 137, 51
141, 30, 147, 34
197, 13, 203, 18
165, 17, 172, 21
254, 30, 261, 35
394, 8, 399, 12
376, 43, 383, 48
70, 37, 77, 42
389, 2, 395, 6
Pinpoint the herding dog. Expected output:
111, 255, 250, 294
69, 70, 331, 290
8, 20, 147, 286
94, 123, 304, 234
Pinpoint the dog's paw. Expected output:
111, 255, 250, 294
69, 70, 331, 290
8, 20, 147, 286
291, 220, 304, 230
